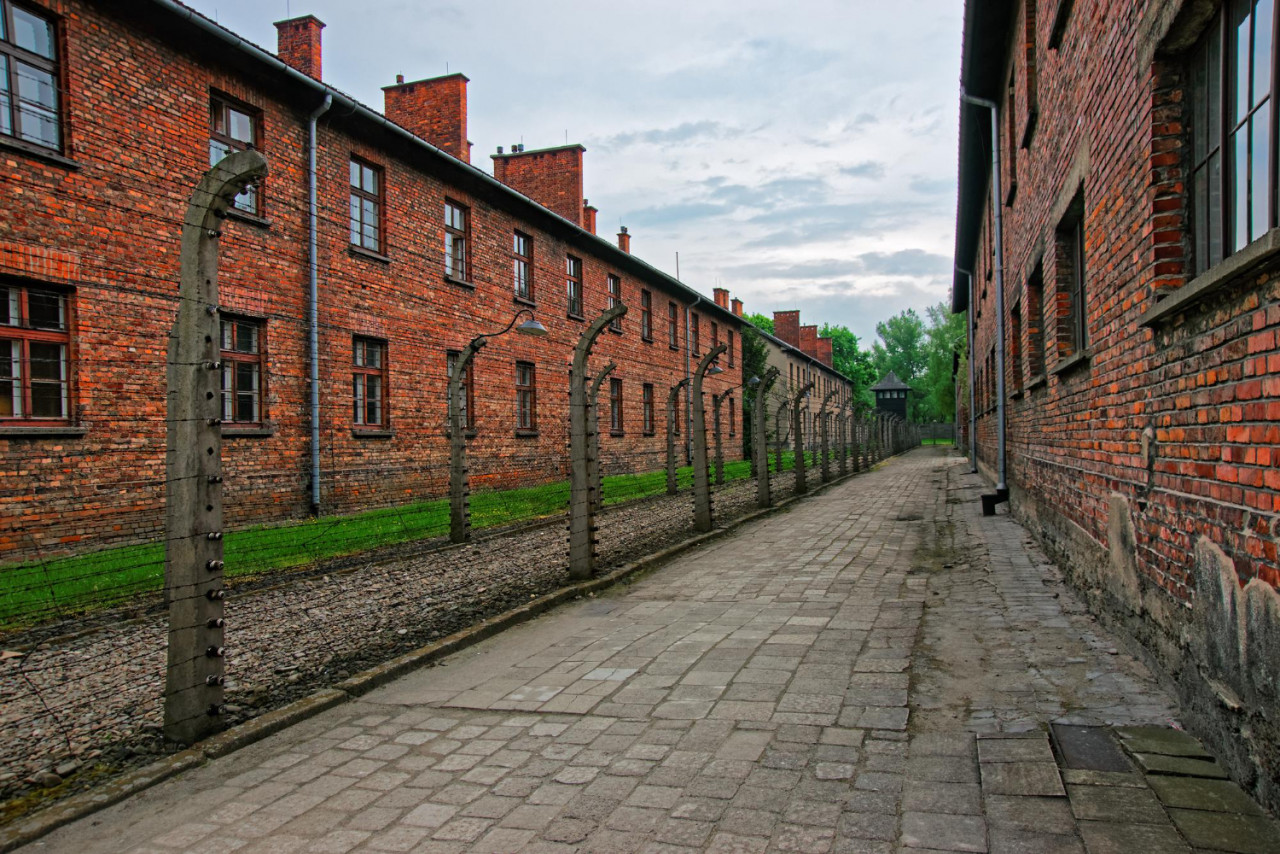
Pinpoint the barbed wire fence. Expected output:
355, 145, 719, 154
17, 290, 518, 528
0, 153, 921, 815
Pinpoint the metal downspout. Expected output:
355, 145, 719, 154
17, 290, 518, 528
962, 92, 1008, 497
308, 94, 332, 513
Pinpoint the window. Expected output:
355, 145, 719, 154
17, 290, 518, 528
691, 313, 700, 355
210, 96, 260, 214
349, 158, 382, 253
220, 316, 264, 424
1027, 263, 1045, 378
728, 397, 736, 436
1005, 72, 1018, 204
640, 289, 652, 340
1190, 0, 1274, 274
352, 337, 387, 427
607, 274, 622, 331
444, 200, 469, 280
1, 283, 70, 420
667, 301, 679, 348
566, 255, 583, 317
513, 231, 533, 301
609, 377, 623, 434
642, 382, 654, 435
711, 321, 719, 356
1056, 196, 1087, 357
1009, 300, 1023, 394
446, 350, 475, 430
0, 2, 59, 150
728, 330, 735, 367
516, 360, 536, 431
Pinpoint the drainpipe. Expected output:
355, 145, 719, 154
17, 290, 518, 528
307, 94, 332, 514
955, 266, 978, 474
961, 91, 1009, 513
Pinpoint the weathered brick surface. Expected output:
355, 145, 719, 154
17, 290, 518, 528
0, 1, 745, 561
959, 0, 1280, 810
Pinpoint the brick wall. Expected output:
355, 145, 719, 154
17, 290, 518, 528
957, 0, 1280, 810
0, 1, 745, 562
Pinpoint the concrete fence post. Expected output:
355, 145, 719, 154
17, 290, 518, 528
448, 337, 485, 544
569, 304, 627, 580
837, 402, 850, 477
775, 400, 789, 480
666, 377, 689, 495
712, 390, 727, 486
166, 149, 267, 745
792, 381, 815, 494
753, 368, 779, 508
588, 362, 616, 516
818, 388, 838, 484
692, 343, 729, 532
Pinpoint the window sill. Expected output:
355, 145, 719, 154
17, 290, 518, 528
444, 274, 475, 290
514, 294, 536, 308
349, 245, 390, 264
0, 424, 89, 438
444, 428, 479, 440
0, 137, 78, 170
352, 427, 393, 438
567, 312, 585, 322
515, 428, 539, 438
608, 326, 622, 335
223, 425, 276, 438
226, 208, 270, 229
643, 431, 656, 438
1139, 226, 1280, 327
610, 430, 624, 438
1027, 373, 1047, 391
641, 335, 654, 344
1052, 349, 1090, 377
669, 343, 679, 351
1009, 388, 1025, 401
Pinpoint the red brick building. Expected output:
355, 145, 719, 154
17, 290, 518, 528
0, 1, 748, 560
954, 0, 1280, 808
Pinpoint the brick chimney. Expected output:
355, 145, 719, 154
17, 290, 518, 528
617, 226, 631, 253
492, 144, 585, 226
275, 15, 324, 80
800, 325, 819, 358
713, 287, 729, 310
816, 337, 834, 368
773, 310, 800, 347
583, 200, 598, 235
731, 297, 743, 317
383, 73, 470, 163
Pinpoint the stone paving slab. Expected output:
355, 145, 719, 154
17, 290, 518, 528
12, 449, 1277, 853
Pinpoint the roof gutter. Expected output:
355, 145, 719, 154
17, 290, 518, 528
147, 0, 741, 327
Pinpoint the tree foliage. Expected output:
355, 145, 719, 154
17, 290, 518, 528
818, 323, 876, 410
870, 304, 965, 423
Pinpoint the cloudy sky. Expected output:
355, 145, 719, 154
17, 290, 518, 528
188, 0, 962, 346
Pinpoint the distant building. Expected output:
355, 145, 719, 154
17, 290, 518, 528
870, 372, 910, 420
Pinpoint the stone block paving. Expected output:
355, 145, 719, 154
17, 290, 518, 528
18, 449, 1280, 853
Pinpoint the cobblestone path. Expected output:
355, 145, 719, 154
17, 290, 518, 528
19, 447, 1279, 853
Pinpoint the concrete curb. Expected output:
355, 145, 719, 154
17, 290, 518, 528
0, 457, 878, 852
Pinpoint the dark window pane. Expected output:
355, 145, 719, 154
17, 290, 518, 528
29, 341, 65, 417
1233, 0, 1252, 124
27, 290, 63, 330
1210, 150, 1224, 265
1, 287, 13, 326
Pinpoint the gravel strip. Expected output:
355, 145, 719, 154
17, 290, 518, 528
0, 467, 818, 818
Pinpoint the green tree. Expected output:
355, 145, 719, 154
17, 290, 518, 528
818, 323, 876, 409
871, 309, 927, 387
740, 322, 771, 460
919, 303, 966, 423
743, 312, 773, 336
